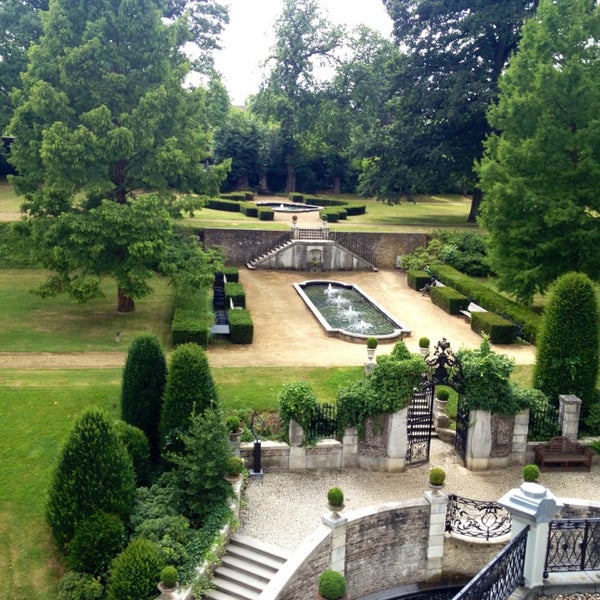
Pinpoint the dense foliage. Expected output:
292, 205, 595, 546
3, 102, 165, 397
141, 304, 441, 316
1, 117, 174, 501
106, 538, 164, 600
457, 338, 530, 414
478, 0, 600, 302
114, 420, 152, 486
46, 409, 136, 552
121, 334, 167, 460
66, 511, 126, 577
7, 0, 228, 311
533, 272, 599, 415
165, 408, 233, 526
278, 381, 319, 441
160, 343, 217, 452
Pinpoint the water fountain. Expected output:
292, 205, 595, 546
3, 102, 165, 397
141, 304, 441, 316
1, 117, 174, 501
293, 280, 411, 342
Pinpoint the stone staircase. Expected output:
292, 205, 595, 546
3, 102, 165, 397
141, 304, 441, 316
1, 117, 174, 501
246, 239, 294, 269
205, 533, 291, 600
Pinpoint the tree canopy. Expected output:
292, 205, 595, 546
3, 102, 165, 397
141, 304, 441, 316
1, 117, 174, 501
8, 0, 228, 311
358, 0, 537, 212
478, 0, 600, 303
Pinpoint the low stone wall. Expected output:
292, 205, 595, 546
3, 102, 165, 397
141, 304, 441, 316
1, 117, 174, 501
203, 228, 428, 268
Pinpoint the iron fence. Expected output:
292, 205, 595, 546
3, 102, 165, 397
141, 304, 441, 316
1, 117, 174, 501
247, 231, 292, 264
329, 230, 377, 267
445, 494, 512, 541
528, 402, 560, 441
544, 518, 600, 577
451, 526, 528, 600
304, 403, 339, 442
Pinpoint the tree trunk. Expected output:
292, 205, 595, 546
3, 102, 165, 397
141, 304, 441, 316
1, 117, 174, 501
117, 287, 135, 312
285, 161, 296, 193
332, 175, 341, 195
258, 174, 269, 195
467, 188, 483, 223
236, 174, 249, 190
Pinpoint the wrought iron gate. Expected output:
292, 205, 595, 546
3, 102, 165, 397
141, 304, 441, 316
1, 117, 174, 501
455, 396, 469, 464
406, 381, 435, 466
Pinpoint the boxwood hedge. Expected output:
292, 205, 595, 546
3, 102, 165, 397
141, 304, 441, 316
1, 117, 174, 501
471, 311, 517, 344
227, 309, 254, 344
430, 286, 469, 315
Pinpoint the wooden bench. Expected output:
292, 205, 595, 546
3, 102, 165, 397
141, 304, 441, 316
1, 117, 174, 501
459, 302, 487, 322
534, 436, 594, 471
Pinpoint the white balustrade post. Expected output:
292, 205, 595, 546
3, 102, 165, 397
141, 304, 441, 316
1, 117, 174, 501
559, 395, 582, 441
424, 490, 448, 581
498, 483, 563, 589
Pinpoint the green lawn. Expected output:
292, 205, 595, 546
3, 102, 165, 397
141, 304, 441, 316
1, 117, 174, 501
0, 270, 175, 351
0, 364, 363, 598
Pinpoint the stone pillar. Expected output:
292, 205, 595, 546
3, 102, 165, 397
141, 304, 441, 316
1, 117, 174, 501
559, 395, 582, 441
322, 511, 348, 575
342, 427, 358, 468
288, 418, 306, 470
424, 490, 448, 581
465, 410, 492, 471
498, 483, 563, 589
387, 407, 408, 472
511, 409, 530, 466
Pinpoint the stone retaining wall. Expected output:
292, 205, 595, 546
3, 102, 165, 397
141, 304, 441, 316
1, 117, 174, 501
202, 228, 428, 268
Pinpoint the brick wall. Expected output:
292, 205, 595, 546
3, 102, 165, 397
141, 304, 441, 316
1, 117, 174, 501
203, 228, 428, 268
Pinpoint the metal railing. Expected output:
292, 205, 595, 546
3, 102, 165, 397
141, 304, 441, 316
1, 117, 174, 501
304, 403, 339, 442
247, 231, 292, 264
528, 402, 560, 441
329, 230, 377, 268
451, 526, 528, 600
445, 494, 512, 541
544, 518, 600, 577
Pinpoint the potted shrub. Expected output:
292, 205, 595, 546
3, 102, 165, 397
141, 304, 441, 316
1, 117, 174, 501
225, 414, 242, 441
158, 565, 178, 592
318, 570, 348, 600
225, 455, 244, 481
418, 337, 430, 357
522, 464, 540, 483
436, 388, 450, 403
428, 467, 446, 493
366, 337, 378, 361
327, 487, 345, 515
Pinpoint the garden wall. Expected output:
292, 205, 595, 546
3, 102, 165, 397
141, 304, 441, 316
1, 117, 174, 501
202, 228, 428, 268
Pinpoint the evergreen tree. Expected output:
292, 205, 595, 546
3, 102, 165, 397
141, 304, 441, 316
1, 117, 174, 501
106, 538, 164, 600
478, 0, 600, 302
121, 334, 167, 460
160, 343, 217, 452
166, 407, 232, 525
46, 408, 136, 552
533, 272, 599, 415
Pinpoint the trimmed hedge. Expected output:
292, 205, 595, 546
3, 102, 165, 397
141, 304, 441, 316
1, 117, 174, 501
407, 270, 431, 291
206, 198, 241, 212
429, 264, 541, 342
219, 192, 248, 201
344, 202, 367, 216
321, 208, 341, 222
222, 266, 239, 282
471, 311, 517, 344
289, 193, 304, 202
258, 207, 274, 221
227, 309, 254, 344
171, 286, 212, 348
225, 282, 245, 308
430, 286, 469, 315
240, 202, 258, 217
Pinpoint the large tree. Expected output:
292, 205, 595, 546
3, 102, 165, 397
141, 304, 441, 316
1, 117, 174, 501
253, 0, 343, 192
478, 0, 600, 303
363, 0, 537, 213
8, 0, 228, 311
0, 0, 48, 135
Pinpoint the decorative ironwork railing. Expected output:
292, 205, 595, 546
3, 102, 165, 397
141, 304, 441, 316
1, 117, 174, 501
528, 401, 560, 441
544, 518, 600, 577
304, 402, 339, 442
296, 227, 326, 240
451, 526, 528, 600
445, 494, 512, 541
248, 231, 292, 263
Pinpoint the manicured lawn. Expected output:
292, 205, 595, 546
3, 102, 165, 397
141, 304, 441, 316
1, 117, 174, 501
0, 364, 363, 598
0, 270, 175, 351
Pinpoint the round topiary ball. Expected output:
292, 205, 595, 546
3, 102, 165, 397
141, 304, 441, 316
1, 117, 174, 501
160, 565, 178, 588
327, 487, 344, 507
436, 389, 450, 402
522, 464, 540, 482
318, 570, 347, 600
428, 467, 446, 486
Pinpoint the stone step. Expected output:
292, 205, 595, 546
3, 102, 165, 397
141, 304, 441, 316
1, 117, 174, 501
220, 554, 277, 582
214, 565, 266, 591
